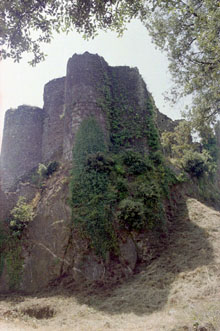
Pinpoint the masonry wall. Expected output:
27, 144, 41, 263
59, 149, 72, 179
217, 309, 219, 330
42, 77, 65, 162
0, 52, 180, 192
156, 110, 181, 134
0, 105, 43, 191
63, 52, 109, 160
108, 66, 151, 151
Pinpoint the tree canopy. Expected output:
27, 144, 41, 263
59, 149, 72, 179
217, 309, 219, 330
143, 0, 220, 131
0, 0, 144, 65
0, 0, 219, 128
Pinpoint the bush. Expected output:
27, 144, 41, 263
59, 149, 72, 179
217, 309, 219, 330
9, 197, 34, 237
37, 163, 47, 179
85, 152, 114, 173
46, 161, 59, 177
181, 150, 215, 178
117, 199, 145, 231
121, 150, 151, 175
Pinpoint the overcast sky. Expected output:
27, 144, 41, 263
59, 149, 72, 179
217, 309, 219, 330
0, 20, 183, 148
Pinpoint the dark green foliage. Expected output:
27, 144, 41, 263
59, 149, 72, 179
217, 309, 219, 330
117, 199, 145, 231
121, 150, 151, 175
201, 135, 218, 164
180, 149, 217, 178
145, 97, 161, 153
70, 83, 178, 257
181, 151, 210, 178
149, 150, 163, 165
31, 161, 59, 187
0, 225, 7, 277
85, 152, 114, 174
5, 238, 23, 290
0, 223, 23, 290
73, 117, 107, 171
71, 117, 175, 257
46, 161, 59, 177
8, 197, 34, 238
71, 118, 116, 257
97, 69, 160, 154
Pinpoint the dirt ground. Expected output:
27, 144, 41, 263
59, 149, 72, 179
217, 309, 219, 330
0, 197, 220, 331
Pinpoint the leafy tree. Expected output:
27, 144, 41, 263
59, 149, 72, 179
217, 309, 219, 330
181, 149, 216, 178
0, 0, 144, 65
143, 0, 220, 128
161, 121, 192, 159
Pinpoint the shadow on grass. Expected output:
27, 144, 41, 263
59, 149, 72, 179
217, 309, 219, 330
0, 196, 216, 318
72, 196, 215, 316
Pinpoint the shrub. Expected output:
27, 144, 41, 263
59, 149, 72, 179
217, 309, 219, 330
46, 161, 59, 177
9, 197, 34, 237
117, 199, 145, 231
71, 118, 116, 257
181, 151, 209, 178
181, 150, 215, 178
121, 150, 151, 175
37, 163, 47, 179
85, 152, 114, 174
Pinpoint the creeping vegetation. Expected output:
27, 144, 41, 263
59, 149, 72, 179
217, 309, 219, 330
71, 115, 176, 258
31, 161, 59, 187
9, 196, 34, 238
161, 122, 217, 179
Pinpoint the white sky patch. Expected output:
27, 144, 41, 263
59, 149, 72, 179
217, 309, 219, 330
0, 20, 182, 148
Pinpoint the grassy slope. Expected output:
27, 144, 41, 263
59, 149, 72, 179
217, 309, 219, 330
0, 196, 220, 330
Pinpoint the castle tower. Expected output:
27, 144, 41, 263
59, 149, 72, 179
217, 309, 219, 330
0, 105, 43, 191
63, 52, 109, 160
42, 77, 66, 162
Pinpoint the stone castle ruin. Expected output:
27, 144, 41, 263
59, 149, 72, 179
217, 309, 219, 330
0, 52, 174, 192
0, 52, 185, 292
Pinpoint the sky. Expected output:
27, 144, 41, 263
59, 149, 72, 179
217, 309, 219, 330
0, 20, 183, 148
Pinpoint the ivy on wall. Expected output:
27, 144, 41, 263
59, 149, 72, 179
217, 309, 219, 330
71, 113, 176, 257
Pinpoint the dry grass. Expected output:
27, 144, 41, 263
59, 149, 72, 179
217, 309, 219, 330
0, 197, 220, 330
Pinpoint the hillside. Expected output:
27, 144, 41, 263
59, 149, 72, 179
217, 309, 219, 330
0, 195, 219, 331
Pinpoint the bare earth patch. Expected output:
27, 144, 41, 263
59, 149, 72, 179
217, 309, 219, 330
0, 197, 220, 330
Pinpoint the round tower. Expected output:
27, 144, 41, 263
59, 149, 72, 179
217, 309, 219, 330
0, 105, 43, 191
63, 52, 109, 160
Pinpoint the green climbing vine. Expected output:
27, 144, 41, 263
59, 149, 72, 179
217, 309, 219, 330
71, 113, 176, 257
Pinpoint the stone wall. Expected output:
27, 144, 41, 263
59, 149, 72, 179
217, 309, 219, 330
0, 52, 181, 192
156, 110, 181, 134
108, 66, 150, 151
42, 77, 65, 162
63, 52, 109, 160
0, 106, 44, 191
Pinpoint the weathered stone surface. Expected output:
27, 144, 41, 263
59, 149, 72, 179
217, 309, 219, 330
0, 52, 179, 191
119, 237, 137, 271
0, 52, 184, 293
156, 109, 181, 134
21, 170, 71, 293
0, 105, 43, 191
0, 179, 9, 221
63, 52, 109, 160
42, 77, 65, 162
72, 254, 105, 282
